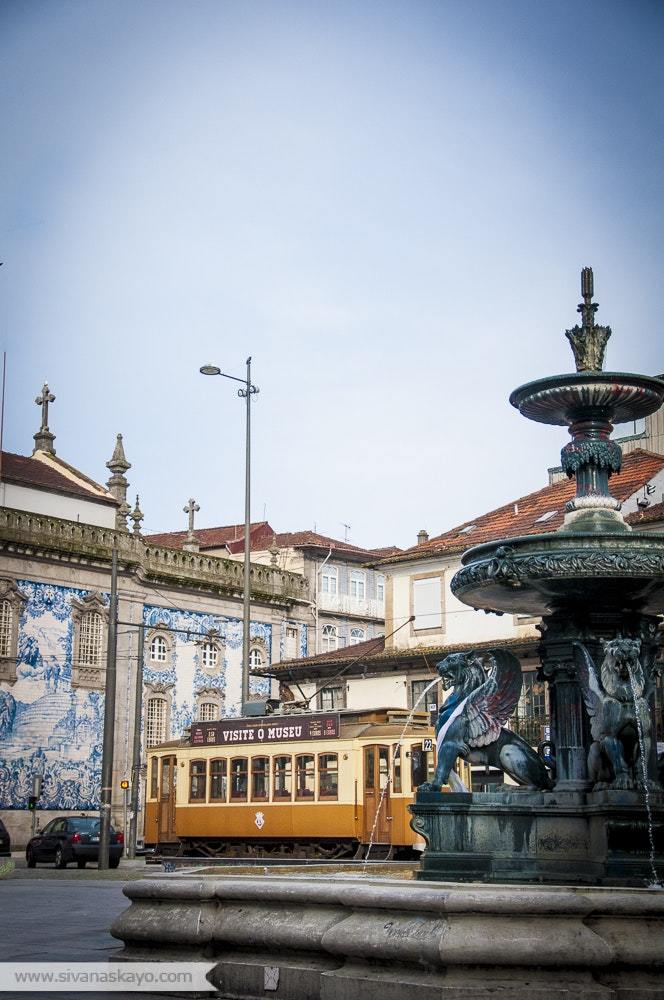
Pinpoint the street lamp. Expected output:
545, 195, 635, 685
200, 358, 259, 712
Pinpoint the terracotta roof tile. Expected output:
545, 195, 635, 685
144, 521, 273, 550
1, 451, 117, 506
625, 499, 664, 527
382, 449, 664, 564
146, 522, 399, 559
271, 635, 536, 674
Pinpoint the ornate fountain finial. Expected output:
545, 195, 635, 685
33, 382, 56, 454
564, 267, 612, 371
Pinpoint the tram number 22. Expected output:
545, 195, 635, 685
422, 738, 433, 752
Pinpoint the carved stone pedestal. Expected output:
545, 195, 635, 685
410, 789, 664, 886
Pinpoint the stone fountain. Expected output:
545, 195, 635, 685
111, 271, 664, 997
412, 267, 664, 886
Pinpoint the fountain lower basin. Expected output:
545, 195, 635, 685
110, 869, 664, 999
451, 529, 664, 617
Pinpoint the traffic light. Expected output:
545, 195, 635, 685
120, 780, 129, 790
27, 796, 38, 811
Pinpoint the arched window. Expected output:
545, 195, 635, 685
230, 758, 248, 800
321, 624, 337, 652
273, 756, 292, 799
349, 628, 365, 646
209, 759, 227, 801
79, 612, 103, 667
251, 757, 269, 800
0, 579, 26, 683
0, 600, 13, 658
150, 635, 168, 663
71, 591, 108, 690
189, 760, 207, 801
295, 754, 315, 799
199, 701, 218, 722
248, 647, 264, 668
146, 697, 167, 747
318, 753, 338, 799
201, 642, 220, 672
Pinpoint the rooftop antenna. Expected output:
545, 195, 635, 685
341, 522, 351, 542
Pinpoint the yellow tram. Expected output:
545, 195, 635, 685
144, 706, 467, 858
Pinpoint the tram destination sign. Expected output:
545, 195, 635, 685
190, 713, 340, 747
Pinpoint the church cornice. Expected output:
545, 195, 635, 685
0, 506, 310, 610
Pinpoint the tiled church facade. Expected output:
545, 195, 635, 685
0, 507, 310, 846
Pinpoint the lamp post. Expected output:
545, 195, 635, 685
200, 358, 259, 712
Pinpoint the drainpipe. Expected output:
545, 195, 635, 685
314, 546, 333, 656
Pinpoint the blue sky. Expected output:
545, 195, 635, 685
2, 0, 663, 548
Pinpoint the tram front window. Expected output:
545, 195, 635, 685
252, 757, 269, 800
295, 754, 315, 798
318, 753, 338, 799
273, 756, 292, 799
230, 757, 248, 800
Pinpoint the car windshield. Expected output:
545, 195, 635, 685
69, 818, 101, 833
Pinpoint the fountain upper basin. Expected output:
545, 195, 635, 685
509, 371, 664, 426
450, 528, 664, 616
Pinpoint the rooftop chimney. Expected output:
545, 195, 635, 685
417, 529, 429, 546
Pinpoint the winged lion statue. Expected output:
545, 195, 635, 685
574, 637, 657, 790
419, 649, 553, 792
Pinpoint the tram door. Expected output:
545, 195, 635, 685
363, 745, 391, 843
157, 755, 178, 844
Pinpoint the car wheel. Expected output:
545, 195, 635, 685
77, 859, 86, 869
54, 846, 67, 869
26, 848, 36, 869
109, 856, 120, 869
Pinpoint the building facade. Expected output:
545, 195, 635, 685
0, 392, 310, 846
146, 524, 397, 685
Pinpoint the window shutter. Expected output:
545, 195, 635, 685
413, 577, 442, 630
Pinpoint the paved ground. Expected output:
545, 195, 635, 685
0, 859, 191, 999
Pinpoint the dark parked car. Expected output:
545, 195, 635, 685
26, 815, 123, 869
0, 818, 10, 857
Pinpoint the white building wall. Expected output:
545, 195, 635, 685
387, 555, 539, 651
0, 482, 116, 528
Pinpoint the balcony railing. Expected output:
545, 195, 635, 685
316, 592, 384, 619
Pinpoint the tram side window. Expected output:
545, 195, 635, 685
392, 745, 402, 793
150, 757, 159, 799
210, 759, 227, 801
295, 754, 315, 798
230, 758, 248, 800
189, 760, 207, 802
318, 753, 338, 799
252, 756, 269, 801
273, 756, 292, 799
410, 743, 429, 789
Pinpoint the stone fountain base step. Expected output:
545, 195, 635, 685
110, 873, 664, 999
411, 790, 664, 886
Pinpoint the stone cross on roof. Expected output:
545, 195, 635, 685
183, 498, 200, 552
33, 382, 56, 454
